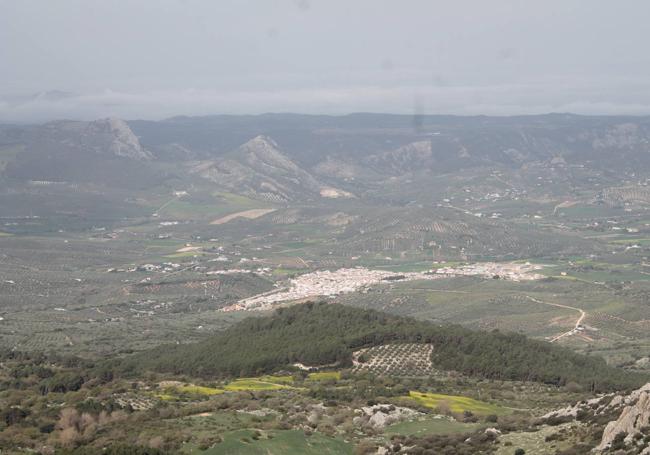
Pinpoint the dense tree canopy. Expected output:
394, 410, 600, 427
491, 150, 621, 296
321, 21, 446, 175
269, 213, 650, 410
120, 302, 646, 392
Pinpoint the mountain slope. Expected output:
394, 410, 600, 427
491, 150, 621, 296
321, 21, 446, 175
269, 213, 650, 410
83, 117, 152, 160
121, 302, 645, 391
2, 118, 159, 188
130, 113, 650, 175
364, 140, 435, 175
194, 135, 350, 202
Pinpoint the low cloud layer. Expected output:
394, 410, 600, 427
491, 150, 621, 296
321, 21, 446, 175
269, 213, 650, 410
2, 0, 650, 122
4, 78, 650, 123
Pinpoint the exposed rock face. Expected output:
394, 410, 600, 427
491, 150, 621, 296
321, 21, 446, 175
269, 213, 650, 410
239, 136, 304, 174
592, 123, 644, 150
545, 383, 650, 452
312, 156, 369, 180
541, 383, 650, 452
353, 404, 423, 429
598, 385, 650, 451
365, 140, 433, 174
195, 135, 350, 202
2, 117, 158, 186
484, 427, 501, 436
542, 396, 605, 420
319, 187, 354, 199
543, 384, 650, 422
636, 357, 650, 369
85, 118, 152, 160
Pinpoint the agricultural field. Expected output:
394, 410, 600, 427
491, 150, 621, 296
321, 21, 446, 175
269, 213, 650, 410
405, 391, 509, 416
306, 371, 341, 381
3, 209, 650, 367
158, 383, 225, 400
210, 208, 277, 225
156, 376, 298, 401
223, 377, 297, 392
352, 344, 434, 377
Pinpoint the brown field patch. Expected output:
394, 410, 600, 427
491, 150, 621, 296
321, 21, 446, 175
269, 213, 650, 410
210, 208, 276, 225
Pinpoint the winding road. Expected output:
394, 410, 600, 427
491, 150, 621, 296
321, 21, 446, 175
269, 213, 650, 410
525, 295, 587, 343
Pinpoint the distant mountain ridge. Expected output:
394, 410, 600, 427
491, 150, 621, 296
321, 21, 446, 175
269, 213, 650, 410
2, 112, 650, 201
0, 117, 159, 188
128, 112, 650, 171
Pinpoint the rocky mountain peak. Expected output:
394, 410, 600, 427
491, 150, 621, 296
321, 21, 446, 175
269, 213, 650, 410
236, 135, 301, 173
238, 135, 281, 158
86, 117, 152, 160
598, 383, 650, 451
244, 134, 278, 149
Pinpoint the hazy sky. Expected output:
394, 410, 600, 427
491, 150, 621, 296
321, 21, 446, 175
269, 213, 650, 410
2, 0, 650, 121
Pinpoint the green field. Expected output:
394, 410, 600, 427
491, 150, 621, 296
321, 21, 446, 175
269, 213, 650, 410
164, 251, 207, 258
194, 429, 352, 455
156, 384, 224, 401
306, 371, 341, 381
406, 391, 508, 415
223, 377, 296, 392
385, 417, 484, 436
158, 376, 296, 399
174, 384, 225, 396
156, 192, 271, 221
259, 374, 295, 384
538, 261, 650, 283
214, 191, 271, 208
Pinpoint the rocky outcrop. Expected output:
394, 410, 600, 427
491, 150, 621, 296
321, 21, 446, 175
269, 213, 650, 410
195, 135, 351, 202
592, 123, 644, 150
542, 396, 607, 421
365, 140, 433, 174
598, 385, 650, 451
353, 404, 423, 429
636, 357, 650, 369
85, 118, 152, 160
544, 383, 650, 452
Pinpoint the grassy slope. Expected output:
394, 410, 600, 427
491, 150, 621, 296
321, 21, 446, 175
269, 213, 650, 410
195, 429, 352, 455
406, 391, 509, 415
385, 418, 484, 436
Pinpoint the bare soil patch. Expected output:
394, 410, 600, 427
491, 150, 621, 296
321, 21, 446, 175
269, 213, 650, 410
210, 208, 276, 225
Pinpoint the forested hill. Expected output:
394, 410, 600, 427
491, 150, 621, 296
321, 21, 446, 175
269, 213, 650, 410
120, 303, 645, 392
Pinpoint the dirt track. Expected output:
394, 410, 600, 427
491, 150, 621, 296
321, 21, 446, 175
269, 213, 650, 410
525, 295, 587, 342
